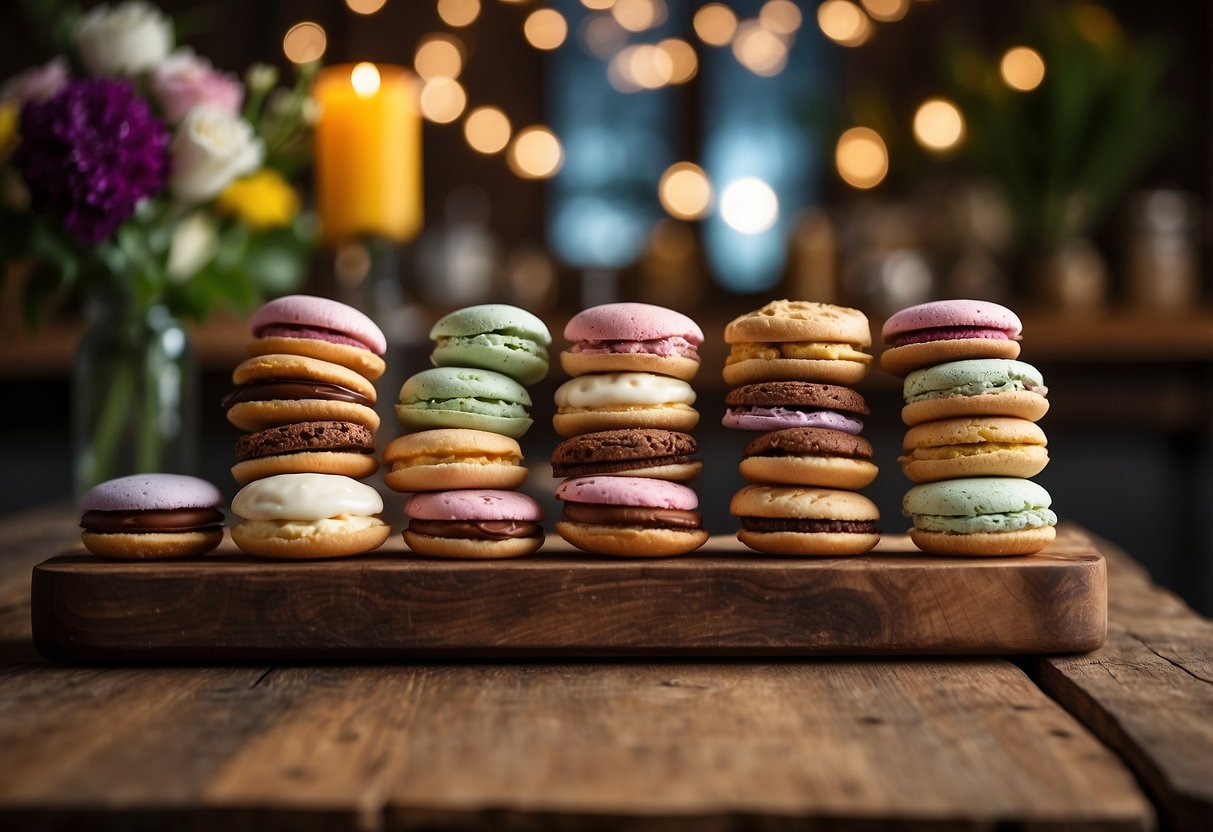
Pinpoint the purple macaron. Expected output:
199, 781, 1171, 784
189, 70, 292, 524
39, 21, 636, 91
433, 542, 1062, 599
81, 474, 224, 513
251, 295, 387, 355
722, 381, 869, 434
721, 408, 864, 433
79, 474, 226, 559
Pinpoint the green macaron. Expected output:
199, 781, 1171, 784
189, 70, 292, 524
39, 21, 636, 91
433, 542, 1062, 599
901, 358, 1049, 425
396, 367, 533, 438
903, 477, 1056, 535
430, 304, 552, 385
904, 359, 1045, 403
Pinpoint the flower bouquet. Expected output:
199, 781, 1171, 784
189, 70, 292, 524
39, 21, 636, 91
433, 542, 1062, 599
0, 1, 318, 492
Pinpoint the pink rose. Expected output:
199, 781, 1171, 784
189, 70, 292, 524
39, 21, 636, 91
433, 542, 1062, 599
1, 57, 70, 106
150, 48, 243, 124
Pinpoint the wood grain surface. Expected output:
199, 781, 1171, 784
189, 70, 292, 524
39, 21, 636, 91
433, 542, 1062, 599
0, 510, 1198, 831
383, 661, 1150, 830
1036, 536, 1213, 832
0, 661, 1153, 831
30, 530, 1106, 661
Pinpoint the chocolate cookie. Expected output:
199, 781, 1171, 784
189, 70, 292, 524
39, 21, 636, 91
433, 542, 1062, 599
725, 382, 869, 414
723, 382, 870, 434
730, 484, 881, 556
236, 421, 375, 461
744, 427, 873, 460
551, 428, 702, 482
740, 427, 879, 489
231, 420, 380, 485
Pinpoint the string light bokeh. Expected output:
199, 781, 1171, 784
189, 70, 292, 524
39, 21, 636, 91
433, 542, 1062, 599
288, 1, 1056, 228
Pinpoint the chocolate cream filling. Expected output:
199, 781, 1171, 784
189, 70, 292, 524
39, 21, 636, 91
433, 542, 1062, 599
562, 503, 702, 529
552, 454, 692, 478
222, 380, 373, 409
81, 508, 225, 534
408, 520, 542, 540
740, 518, 879, 534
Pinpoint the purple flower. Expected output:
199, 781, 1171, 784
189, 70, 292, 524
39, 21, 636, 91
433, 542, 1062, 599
14, 78, 170, 244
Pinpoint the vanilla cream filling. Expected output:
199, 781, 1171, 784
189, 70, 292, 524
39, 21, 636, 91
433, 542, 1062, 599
726, 342, 872, 365
902, 442, 1042, 461
237, 515, 386, 540
232, 472, 383, 521
557, 404, 696, 414
394, 454, 517, 469
554, 372, 696, 408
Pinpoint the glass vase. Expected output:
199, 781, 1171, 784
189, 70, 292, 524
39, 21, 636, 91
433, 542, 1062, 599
72, 298, 198, 498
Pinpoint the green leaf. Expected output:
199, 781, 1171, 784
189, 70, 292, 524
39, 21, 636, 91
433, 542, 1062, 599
243, 228, 310, 297
0, 211, 39, 260
21, 258, 75, 329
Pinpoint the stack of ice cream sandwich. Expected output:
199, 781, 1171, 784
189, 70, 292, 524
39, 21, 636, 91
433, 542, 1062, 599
224, 295, 390, 558
881, 299, 1057, 556
551, 303, 709, 557
385, 304, 549, 558
722, 299, 881, 555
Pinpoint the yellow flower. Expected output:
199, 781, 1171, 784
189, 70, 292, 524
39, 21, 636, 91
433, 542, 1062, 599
0, 102, 18, 163
215, 168, 300, 229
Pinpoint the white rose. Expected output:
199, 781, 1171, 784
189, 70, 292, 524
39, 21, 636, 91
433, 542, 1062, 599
170, 105, 264, 204
73, 1, 173, 76
167, 212, 218, 281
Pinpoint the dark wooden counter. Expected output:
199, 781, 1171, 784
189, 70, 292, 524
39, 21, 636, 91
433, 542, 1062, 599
0, 509, 1210, 830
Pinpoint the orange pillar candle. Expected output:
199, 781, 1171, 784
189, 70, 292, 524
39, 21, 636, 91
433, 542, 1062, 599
313, 62, 423, 244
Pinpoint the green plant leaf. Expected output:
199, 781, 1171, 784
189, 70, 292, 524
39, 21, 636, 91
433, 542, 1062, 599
243, 227, 311, 297
21, 258, 75, 329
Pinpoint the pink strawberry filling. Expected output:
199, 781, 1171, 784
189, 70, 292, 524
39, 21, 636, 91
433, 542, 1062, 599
255, 324, 372, 350
570, 336, 700, 359
892, 326, 1013, 347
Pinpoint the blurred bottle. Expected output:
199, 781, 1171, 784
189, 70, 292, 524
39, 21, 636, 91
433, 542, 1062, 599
1125, 189, 1203, 312
639, 219, 702, 308
416, 185, 499, 306
787, 208, 838, 303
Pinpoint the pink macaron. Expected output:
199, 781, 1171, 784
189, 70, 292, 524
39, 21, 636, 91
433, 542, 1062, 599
403, 489, 544, 559
880, 299, 1023, 377
556, 476, 699, 510
79, 474, 225, 559
561, 303, 705, 381
248, 295, 388, 380
406, 489, 544, 521
555, 476, 708, 557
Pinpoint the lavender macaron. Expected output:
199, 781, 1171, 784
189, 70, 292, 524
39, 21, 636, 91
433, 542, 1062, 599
247, 294, 388, 381
79, 474, 225, 559
880, 299, 1022, 377
561, 302, 705, 381
554, 475, 709, 557
722, 382, 869, 434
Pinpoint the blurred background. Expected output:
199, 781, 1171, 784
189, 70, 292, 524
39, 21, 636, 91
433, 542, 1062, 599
2, 0, 1211, 612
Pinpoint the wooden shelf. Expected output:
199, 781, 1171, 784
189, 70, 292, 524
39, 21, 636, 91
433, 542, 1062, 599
3, 307, 1213, 380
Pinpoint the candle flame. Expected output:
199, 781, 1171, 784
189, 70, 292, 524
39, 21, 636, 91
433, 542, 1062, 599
351, 62, 381, 97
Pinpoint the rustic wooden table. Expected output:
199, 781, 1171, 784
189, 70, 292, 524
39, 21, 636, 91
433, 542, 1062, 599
1, 508, 1209, 831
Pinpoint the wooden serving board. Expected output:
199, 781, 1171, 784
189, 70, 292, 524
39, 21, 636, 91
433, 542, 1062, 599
30, 528, 1106, 661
